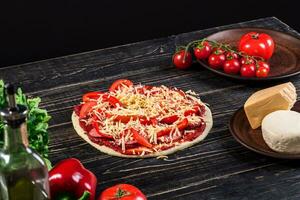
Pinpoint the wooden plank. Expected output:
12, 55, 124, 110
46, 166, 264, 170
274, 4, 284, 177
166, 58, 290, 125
1, 17, 300, 199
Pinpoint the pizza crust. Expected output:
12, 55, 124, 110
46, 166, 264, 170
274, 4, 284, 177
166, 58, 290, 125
71, 105, 213, 158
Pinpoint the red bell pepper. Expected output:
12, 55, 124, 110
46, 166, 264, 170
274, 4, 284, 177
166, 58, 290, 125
82, 91, 104, 102
157, 118, 189, 137
79, 101, 97, 118
49, 158, 97, 200
160, 115, 179, 124
131, 128, 153, 148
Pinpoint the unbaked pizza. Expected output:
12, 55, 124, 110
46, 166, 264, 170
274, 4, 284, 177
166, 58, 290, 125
72, 79, 213, 158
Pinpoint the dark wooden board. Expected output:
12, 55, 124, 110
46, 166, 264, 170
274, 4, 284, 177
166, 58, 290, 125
1, 17, 300, 199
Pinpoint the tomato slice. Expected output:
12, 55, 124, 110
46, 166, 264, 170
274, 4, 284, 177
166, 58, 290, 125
88, 128, 113, 139
139, 117, 158, 126
160, 115, 179, 124
157, 127, 172, 137
184, 106, 200, 116
114, 115, 138, 123
131, 128, 152, 148
157, 118, 189, 137
136, 85, 153, 94
92, 120, 113, 139
125, 147, 153, 155
177, 118, 189, 130
79, 101, 97, 118
82, 91, 103, 102
102, 94, 123, 108
109, 79, 133, 92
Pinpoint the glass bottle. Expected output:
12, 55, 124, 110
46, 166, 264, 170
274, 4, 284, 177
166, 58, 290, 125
0, 84, 50, 200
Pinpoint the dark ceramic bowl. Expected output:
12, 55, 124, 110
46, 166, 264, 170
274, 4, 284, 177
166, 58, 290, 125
229, 101, 300, 159
198, 28, 300, 81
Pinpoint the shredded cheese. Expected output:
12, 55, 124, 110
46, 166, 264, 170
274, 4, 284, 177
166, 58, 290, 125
80, 84, 207, 152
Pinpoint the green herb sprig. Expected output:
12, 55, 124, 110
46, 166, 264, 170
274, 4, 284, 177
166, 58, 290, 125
0, 80, 52, 168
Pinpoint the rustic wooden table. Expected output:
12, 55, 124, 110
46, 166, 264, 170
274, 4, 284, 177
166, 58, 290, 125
1, 17, 300, 199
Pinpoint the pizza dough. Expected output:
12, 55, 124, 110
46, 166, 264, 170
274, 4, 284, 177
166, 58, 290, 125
72, 105, 213, 158
262, 110, 300, 154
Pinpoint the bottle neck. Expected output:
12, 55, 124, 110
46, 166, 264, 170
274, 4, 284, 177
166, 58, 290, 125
3, 122, 28, 151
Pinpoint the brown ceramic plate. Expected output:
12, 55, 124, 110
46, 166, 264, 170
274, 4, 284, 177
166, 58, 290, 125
229, 101, 300, 159
198, 28, 300, 81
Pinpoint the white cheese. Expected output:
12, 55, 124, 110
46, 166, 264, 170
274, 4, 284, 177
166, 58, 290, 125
262, 110, 300, 154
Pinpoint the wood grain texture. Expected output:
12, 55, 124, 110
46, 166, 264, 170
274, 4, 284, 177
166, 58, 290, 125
1, 17, 300, 199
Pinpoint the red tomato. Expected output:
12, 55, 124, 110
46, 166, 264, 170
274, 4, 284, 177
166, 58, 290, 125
113, 115, 136, 123
256, 61, 270, 78
102, 94, 123, 108
109, 79, 133, 92
193, 41, 212, 60
256, 66, 269, 78
83, 91, 103, 102
225, 51, 239, 60
239, 32, 275, 60
98, 184, 147, 200
79, 101, 97, 118
211, 47, 225, 54
131, 128, 152, 148
177, 118, 189, 131
240, 57, 255, 65
208, 49, 226, 69
257, 61, 270, 73
240, 64, 256, 77
172, 50, 192, 69
223, 59, 241, 75
160, 115, 179, 124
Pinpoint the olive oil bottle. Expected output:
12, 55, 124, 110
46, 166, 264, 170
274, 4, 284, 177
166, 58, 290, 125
0, 84, 50, 200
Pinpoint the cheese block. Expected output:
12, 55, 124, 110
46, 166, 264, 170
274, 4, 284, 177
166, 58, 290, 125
262, 110, 300, 154
244, 82, 297, 129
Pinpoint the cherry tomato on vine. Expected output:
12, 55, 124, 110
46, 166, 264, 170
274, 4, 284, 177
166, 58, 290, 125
173, 50, 192, 69
240, 57, 255, 65
212, 47, 225, 54
223, 59, 241, 74
256, 66, 269, 78
225, 51, 239, 60
255, 61, 270, 78
256, 61, 270, 73
208, 49, 226, 69
239, 32, 275, 60
193, 41, 212, 60
240, 64, 256, 77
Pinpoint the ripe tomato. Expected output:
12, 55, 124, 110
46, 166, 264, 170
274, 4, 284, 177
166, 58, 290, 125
256, 61, 270, 78
131, 128, 152, 148
109, 79, 133, 92
82, 91, 103, 102
193, 41, 212, 60
79, 101, 97, 118
225, 51, 239, 60
172, 50, 192, 69
208, 49, 226, 69
257, 61, 270, 73
240, 64, 256, 77
239, 32, 275, 60
223, 59, 241, 74
256, 66, 269, 78
98, 184, 147, 200
240, 57, 255, 65
211, 47, 225, 54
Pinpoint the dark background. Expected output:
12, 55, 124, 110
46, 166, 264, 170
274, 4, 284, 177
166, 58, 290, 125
0, 1, 299, 67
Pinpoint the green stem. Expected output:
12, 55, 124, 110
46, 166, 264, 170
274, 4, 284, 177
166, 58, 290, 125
78, 191, 90, 200
179, 38, 265, 63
